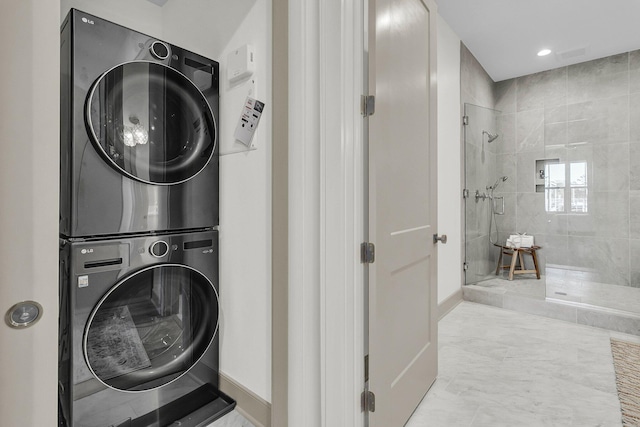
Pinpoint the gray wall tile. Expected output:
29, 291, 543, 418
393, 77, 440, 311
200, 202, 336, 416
495, 153, 516, 192
516, 150, 544, 193
569, 142, 629, 192
566, 236, 630, 286
517, 109, 545, 152
496, 113, 516, 154
461, 43, 495, 108
544, 105, 567, 124
544, 121, 567, 147
630, 49, 640, 70
516, 67, 567, 112
545, 212, 568, 236
630, 194, 640, 238
629, 239, 640, 287
630, 143, 640, 190
495, 79, 516, 113
495, 192, 516, 237
629, 93, 640, 141
567, 53, 629, 103
630, 50, 640, 93
567, 96, 629, 145
541, 233, 569, 266
591, 143, 630, 191
566, 191, 629, 239
516, 192, 546, 235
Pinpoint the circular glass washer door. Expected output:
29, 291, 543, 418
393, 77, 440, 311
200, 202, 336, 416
83, 264, 219, 392
86, 61, 216, 185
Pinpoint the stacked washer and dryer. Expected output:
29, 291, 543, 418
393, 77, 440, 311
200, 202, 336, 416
58, 10, 235, 427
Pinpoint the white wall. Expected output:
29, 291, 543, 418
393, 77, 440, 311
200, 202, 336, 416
61, 0, 273, 403
161, 0, 257, 60
216, 0, 272, 402
436, 14, 462, 304
61, 0, 164, 36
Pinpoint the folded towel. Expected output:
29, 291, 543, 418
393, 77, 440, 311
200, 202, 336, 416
506, 233, 534, 248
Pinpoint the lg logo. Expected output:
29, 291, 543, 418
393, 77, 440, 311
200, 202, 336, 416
80, 248, 94, 254
81, 17, 95, 25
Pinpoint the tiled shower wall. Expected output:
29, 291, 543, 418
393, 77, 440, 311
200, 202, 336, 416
493, 50, 640, 287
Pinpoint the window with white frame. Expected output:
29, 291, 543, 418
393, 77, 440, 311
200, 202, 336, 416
544, 161, 588, 213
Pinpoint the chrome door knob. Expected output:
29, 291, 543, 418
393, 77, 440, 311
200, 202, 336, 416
433, 234, 447, 244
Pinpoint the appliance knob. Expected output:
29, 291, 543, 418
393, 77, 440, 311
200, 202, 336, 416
150, 240, 169, 258
150, 41, 170, 60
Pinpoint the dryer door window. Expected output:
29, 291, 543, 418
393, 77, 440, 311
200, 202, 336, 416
83, 264, 219, 391
86, 61, 216, 185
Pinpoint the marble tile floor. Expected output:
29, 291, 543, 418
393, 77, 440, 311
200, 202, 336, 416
207, 409, 256, 427
407, 301, 637, 427
211, 302, 635, 426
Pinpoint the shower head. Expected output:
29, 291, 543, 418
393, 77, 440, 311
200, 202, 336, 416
483, 130, 499, 143
488, 176, 508, 191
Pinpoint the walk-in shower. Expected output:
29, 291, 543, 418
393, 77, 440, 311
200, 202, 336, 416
464, 94, 640, 322
461, 47, 640, 336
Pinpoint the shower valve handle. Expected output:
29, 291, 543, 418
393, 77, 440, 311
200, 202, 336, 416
433, 234, 448, 244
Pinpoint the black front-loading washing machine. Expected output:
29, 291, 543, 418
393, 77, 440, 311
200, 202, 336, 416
60, 9, 220, 238
58, 230, 234, 427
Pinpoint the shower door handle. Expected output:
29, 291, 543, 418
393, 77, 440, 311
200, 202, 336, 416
433, 234, 447, 244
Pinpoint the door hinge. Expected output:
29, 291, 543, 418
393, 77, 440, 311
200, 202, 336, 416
361, 242, 375, 264
463, 189, 470, 199
462, 115, 469, 125
361, 390, 376, 413
361, 95, 376, 117
463, 262, 469, 271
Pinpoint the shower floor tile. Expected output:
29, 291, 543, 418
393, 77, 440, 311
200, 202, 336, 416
408, 301, 625, 427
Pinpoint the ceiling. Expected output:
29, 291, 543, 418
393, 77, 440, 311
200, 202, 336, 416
436, 0, 640, 82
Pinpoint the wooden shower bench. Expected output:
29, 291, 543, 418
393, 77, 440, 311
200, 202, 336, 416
495, 244, 541, 281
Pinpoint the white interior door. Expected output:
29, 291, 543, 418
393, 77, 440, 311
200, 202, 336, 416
367, 0, 438, 425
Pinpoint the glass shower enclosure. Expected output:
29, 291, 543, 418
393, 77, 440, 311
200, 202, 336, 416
463, 103, 508, 285
464, 100, 640, 320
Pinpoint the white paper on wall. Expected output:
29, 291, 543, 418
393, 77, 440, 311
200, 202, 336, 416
234, 96, 265, 147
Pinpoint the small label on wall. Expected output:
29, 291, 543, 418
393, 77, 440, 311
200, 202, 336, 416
234, 96, 265, 147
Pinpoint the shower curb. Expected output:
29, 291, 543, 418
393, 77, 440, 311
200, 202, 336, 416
463, 284, 640, 336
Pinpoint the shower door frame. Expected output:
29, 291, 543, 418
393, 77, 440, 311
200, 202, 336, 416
462, 102, 502, 286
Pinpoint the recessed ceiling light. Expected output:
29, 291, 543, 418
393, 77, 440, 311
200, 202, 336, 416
537, 49, 552, 57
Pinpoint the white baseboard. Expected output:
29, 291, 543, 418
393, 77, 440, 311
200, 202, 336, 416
219, 373, 271, 427
438, 289, 463, 320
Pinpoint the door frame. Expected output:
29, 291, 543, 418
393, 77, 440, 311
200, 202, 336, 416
287, 0, 365, 426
